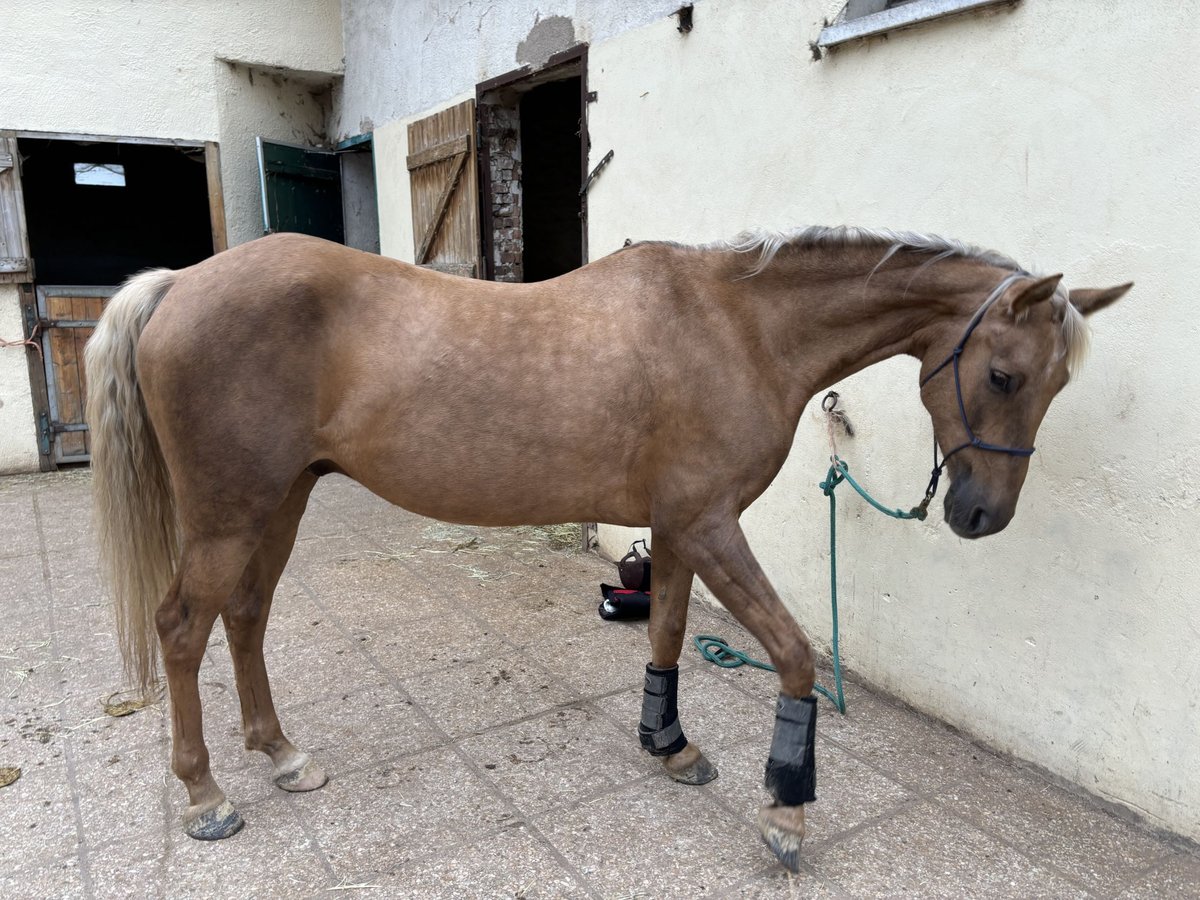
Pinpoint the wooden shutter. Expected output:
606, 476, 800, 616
407, 100, 481, 278
0, 135, 32, 283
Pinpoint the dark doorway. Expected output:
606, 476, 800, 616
477, 49, 587, 283
519, 77, 583, 283
18, 138, 213, 285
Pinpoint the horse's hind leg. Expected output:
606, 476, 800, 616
641, 535, 718, 785
156, 533, 263, 840
222, 472, 327, 793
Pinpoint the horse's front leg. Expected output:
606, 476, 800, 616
640, 535, 718, 784
666, 514, 817, 873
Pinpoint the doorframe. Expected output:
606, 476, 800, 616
9, 130, 226, 469
475, 44, 589, 282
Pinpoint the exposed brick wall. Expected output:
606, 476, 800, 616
480, 100, 523, 282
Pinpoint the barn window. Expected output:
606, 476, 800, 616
816, 0, 1018, 53
73, 162, 126, 187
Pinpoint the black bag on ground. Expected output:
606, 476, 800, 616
598, 584, 652, 620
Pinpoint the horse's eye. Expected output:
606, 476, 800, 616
990, 369, 1013, 393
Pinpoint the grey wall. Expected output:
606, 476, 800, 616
333, 0, 688, 142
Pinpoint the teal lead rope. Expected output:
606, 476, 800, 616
694, 457, 928, 716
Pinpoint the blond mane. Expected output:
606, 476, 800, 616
712, 226, 1089, 372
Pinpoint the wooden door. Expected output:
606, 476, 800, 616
0, 134, 32, 283
37, 286, 113, 463
407, 99, 481, 277
256, 138, 344, 243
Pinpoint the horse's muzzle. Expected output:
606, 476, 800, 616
944, 478, 1012, 539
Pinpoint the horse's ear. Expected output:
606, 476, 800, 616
1001, 274, 1063, 318
1070, 282, 1133, 317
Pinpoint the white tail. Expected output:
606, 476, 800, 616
84, 268, 178, 694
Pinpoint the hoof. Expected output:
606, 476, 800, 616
662, 744, 718, 785
184, 799, 245, 841
757, 803, 806, 873
273, 754, 328, 793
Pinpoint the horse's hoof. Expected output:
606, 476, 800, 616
757, 803, 806, 873
184, 799, 245, 841
663, 744, 718, 785
273, 754, 328, 792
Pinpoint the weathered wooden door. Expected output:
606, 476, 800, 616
256, 138, 344, 243
0, 134, 32, 283
407, 99, 482, 277
36, 286, 114, 463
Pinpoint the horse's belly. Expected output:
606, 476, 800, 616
334, 433, 649, 528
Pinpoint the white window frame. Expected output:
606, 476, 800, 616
817, 0, 1018, 51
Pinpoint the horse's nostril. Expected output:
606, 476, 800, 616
969, 506, 991, 535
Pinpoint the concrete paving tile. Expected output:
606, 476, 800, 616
698, 733, 913, 848
400, 653, 580, 738
44, 545, 101, 583
277, 682, 443, 778
365, 823, 592, 898
805, 800, 1090, 899
469, 587, 611, 650
536, 775, 775, 897
88, 795, 324, 900
936, 752, 1174, 895
458, 703, 645, 816
0, 754, 80, 872
728, 868, 846, 899
817, 693, 989, 792
73, 740, 170, 843
300, 747, 519, 878
370, 607, 507, 678
701, 659, 786, 707
262, 633, 389, 709
532, 622, 662, 697
300, 555, 437, 631
67, 700, 169, 760
1116, 849, 1200, 898
38, 517, 97, 555
0, 492, 40, 557
0, 855, 86, 900
289, 531, 381, 573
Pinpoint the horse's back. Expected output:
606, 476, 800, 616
135, 234, 661, 526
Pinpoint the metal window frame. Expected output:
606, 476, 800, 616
817, 0, 1018, 50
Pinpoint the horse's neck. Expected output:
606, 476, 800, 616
716, 248, 998, 414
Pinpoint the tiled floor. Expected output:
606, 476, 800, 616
1, 472, 1195, 898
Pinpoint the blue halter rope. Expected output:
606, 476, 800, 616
917, 276, 1037, 510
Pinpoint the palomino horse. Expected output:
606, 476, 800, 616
84, 227, 1129, 870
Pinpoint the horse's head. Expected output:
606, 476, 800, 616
919, 274, 1131, 538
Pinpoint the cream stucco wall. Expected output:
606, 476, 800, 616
0, 0, 343, 472
0, 1, 343, 141
588, 1, 1198, 839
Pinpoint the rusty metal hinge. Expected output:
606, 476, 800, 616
579, 149, 614, 198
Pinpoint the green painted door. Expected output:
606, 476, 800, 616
256, 139, 344, 243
